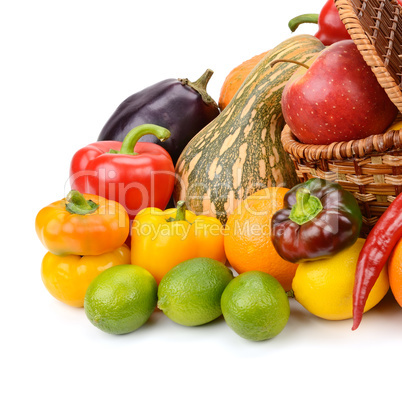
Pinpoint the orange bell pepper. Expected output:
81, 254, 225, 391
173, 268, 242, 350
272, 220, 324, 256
35, 190, 129, 256
41, 244, 131, 307
131, 201, 226, 283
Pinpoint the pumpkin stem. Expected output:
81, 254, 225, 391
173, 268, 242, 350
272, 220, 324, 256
178, 69, 218, 109
270, 59, 310, 70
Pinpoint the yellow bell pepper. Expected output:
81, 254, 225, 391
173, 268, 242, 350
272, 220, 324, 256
131, 201, 226, 283
41, 244, 131, 307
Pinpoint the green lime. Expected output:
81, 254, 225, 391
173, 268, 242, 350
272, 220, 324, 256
84, 264, 157, 335
157, 257, 234, 326
221, 271, 290, 341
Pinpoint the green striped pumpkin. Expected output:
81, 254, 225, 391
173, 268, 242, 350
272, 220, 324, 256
174, 35, 325, 224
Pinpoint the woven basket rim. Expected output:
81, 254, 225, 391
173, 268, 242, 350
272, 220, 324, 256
335, 0, 402, 113
281, 124, 402, 162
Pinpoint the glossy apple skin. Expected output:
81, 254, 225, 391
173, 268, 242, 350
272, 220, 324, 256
281, 40, 398, 145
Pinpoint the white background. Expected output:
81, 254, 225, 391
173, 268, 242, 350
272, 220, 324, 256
2, 1, 402, 401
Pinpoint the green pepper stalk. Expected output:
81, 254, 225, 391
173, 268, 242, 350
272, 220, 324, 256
166, 201, 190, 223
289, 188, 323, 225
110, 124, 171, 156
65, 190, 99, 215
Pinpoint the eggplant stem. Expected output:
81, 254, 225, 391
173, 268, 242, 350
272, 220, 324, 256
178, 69, 218, 108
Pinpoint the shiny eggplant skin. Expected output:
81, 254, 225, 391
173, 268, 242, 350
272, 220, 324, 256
97, 70, 220, 165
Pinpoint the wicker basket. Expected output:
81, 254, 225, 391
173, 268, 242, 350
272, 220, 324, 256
281, 0, 402, 235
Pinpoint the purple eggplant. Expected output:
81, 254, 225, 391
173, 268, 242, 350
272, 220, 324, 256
97, 69, 220, 165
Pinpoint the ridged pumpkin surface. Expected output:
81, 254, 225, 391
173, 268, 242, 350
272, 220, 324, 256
174, 35, 325, 224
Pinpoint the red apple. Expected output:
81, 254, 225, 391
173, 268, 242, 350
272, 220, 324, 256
281, 40, 398, 145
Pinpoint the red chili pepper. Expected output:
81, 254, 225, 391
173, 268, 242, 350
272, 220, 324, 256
352, 193, 402, 330
70, 124, 175, 219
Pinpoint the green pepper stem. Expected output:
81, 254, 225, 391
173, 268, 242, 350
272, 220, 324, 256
65, 190, 99, 215
289, 188, 323, 225
116, 124, 171, 156
288, 13, 319, 33
174, 200, 187, 221
165, 201, 189, 223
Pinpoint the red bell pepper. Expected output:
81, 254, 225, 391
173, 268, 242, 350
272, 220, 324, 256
288, 0, 350, 46
289, 0, 402, 46
70, 124, 175, 219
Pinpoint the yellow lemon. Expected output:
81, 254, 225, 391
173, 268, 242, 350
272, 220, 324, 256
292, 238, 389, 320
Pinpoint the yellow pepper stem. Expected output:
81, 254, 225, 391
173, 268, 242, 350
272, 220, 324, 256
166, 200, 187, 222
65, 190, 99, 215
174, 201, 187, 221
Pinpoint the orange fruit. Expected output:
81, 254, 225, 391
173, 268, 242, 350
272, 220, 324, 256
224, 187, 297, 291
388, 237, 402, 307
